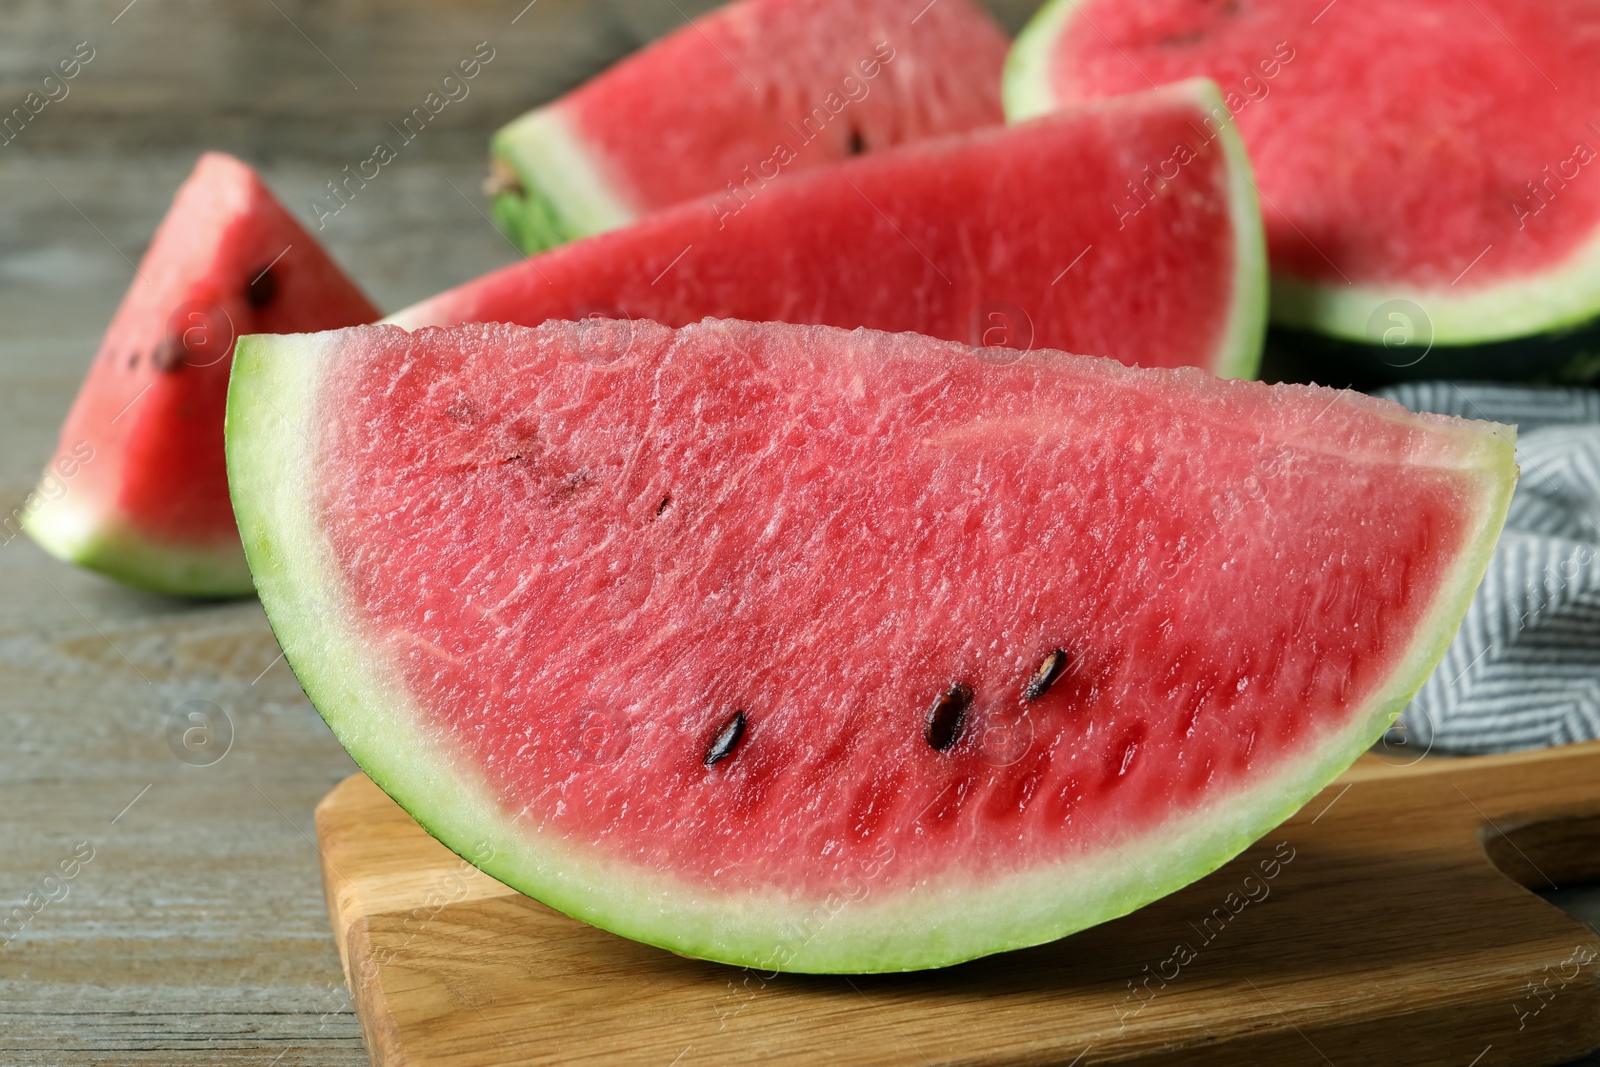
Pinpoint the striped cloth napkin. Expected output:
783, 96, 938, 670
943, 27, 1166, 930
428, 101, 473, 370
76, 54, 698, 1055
1374, 383, 1600, 754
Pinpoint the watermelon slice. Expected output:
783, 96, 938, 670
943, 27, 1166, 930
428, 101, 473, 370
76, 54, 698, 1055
406, 81, 1266, 378
226, 318, 1516, 972
489, 0, 1008, 253
25, 152, 380, 596
1006, 0, 1600, 362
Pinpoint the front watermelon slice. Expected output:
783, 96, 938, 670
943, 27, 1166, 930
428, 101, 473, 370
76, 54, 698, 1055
227, 319, 1515, 972
1006, 0, 1600, 375
406, 80, 1266, 378
489, 0, 1009, 253
25, 152, 380, 596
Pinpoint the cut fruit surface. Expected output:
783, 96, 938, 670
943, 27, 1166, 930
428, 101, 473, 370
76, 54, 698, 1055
1007, 0, 1600, 350
227, 319, 1515, 972
24, 152, 379, 596
405, 81, 1266, 378
490, 0, 1008, 253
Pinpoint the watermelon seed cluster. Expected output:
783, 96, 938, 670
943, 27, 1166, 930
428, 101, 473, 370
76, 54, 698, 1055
703, 710, 748, 767
925, 650, 1069, 754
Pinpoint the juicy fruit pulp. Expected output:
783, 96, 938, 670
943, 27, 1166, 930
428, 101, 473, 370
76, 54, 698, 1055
490, 0, 1008, 253
1007, 0, 1600, 350
24, 152, 380, 595
228, 319, 1515, 972
404, 81, 1266, 377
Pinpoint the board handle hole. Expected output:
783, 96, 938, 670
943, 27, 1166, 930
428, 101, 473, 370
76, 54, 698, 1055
1478, 808, 1600, 890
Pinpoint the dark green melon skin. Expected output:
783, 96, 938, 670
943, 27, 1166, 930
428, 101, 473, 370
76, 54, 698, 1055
489, 180, 577, 257
1262, 320, 1600, 391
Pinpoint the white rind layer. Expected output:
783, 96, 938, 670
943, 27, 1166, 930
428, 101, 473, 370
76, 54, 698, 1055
1269, 261, 1600, 345
1175, 77, 1268, 380
225, 325, 1516, 973
1002, 0, 1083, 124
23, 485, 253, 596
491, 107, 637, 244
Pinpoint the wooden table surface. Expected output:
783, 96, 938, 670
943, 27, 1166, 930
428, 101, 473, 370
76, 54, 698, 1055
1, 2, 1596, 1064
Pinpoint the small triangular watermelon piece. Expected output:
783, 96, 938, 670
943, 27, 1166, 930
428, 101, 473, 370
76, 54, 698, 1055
489, 0, 1009, 253
24, 152, 380, 596
406, 80, 1267, 378
227, 319, 1515, 972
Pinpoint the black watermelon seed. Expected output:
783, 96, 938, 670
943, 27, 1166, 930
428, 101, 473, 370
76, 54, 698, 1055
1024, 649, 1069, 702
246, 266, 278, 309
704, 710, 747, 767
847, 128, 866, 156
126, 352, 139, 370
925, 683, 974, 752
151, 337, 185, 372
656, 494, 673, 516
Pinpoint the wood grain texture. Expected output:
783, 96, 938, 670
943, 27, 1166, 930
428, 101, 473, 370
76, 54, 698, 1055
316, 745, 1600, 1067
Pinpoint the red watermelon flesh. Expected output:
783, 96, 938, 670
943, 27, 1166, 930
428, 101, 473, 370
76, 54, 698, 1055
227, 318, 1515, 971
406, 80, 1266, 377
1006, 0, 1600, 345
25, 152, 379, 595
490, 0, 1009, 252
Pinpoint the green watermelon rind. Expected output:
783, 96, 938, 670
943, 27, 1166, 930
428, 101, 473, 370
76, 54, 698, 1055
489, 107, 636, 255
1005, 0, 1600, 347
1179, 77, 1268, 381
226, 327, 1516, 973
23, 493, 253, 597
1001, 0, 1083, 124
1268, 271, 1600, 348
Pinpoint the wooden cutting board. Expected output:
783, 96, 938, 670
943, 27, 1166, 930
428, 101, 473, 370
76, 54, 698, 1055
315, 742, 1600, 1066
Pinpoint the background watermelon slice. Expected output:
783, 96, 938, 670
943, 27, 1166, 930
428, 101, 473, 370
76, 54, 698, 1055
226, 318, 1516, 972
24, 152, 380, 596
490, 0, 1009, 253
1006, 0, 1600, 373
407, 80, 1266, 377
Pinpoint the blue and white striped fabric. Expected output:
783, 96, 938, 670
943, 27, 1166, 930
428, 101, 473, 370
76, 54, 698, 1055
1375, 383, 1600, 754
